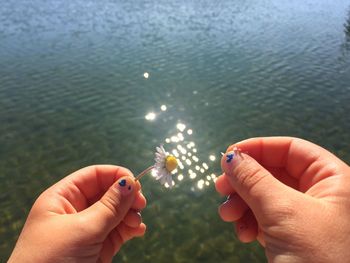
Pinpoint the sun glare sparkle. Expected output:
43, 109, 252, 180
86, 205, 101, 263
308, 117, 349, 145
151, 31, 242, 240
202, 163, 209, 170
190, 173, 197, 179
151, 169, 158, 177
177, 133, 184, 141
192, 156, 199, 162
171, 136, 179, 143
145, 112, 156, 121
176, 123, 186, 132
197, 179, 204, 189
172, 149, 179, 157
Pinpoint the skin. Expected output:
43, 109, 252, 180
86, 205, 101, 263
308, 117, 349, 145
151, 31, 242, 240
8, 165, 147, 263
8, 137, 350, 263
216, 137, 350, 263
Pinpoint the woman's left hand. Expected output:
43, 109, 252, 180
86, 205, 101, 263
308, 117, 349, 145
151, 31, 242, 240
8, 165, 147, 263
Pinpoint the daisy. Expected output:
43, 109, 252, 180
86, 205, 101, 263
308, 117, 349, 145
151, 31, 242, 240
135, 145, 178, 187
153, 145, 178, 187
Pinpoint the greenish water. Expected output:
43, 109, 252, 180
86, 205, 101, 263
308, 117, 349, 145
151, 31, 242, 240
1, 0, 350, 262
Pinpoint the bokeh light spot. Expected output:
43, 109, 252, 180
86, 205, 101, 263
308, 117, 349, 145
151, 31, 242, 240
145, 112, 156, 121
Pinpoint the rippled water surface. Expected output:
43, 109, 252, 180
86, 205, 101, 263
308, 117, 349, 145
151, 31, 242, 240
1, 0, 350, 262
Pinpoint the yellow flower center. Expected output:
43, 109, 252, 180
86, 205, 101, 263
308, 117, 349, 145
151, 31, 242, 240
165, 155, 178, 172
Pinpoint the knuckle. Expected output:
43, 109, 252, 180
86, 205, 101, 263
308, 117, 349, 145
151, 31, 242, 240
262, 198, 299, 230
273, 199, 298, 219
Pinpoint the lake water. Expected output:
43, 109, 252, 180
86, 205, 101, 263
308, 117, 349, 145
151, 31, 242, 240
1, 0, 350, 262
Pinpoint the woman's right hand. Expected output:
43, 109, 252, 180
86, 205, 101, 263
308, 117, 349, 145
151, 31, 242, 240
216, 137, 350, 263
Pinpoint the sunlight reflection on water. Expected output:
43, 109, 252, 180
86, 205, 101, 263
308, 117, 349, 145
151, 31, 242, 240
1, 0, 349, 261
145, 104, 218, 190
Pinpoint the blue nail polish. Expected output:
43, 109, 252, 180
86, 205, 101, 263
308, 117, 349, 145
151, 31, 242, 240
226, 153, 234, 163
119, 179, 126, 187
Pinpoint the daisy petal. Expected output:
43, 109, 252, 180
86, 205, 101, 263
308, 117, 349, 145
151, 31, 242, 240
160, 176, 167, 185
160, 145, 166, 153
152, 144, 178, 188
166, 175, 173, 188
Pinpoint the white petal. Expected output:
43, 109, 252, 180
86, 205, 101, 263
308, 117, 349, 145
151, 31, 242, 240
156, 146, 163, 154
154, 169, 165, 180
155, 161, 164, 167
155, 156, 164, 162
155, 175, 163, 180
166, 174, 173, 188
160, 145, 167, 155
155, 163, 164, 170
160, 176, 167, 185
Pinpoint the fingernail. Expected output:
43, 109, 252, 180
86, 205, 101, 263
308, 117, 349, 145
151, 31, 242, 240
223, 194, 232, 204
117, 177, 135, 196
226, 152, 234, 163
237, 222, 247, 234
221, 148, 244, 177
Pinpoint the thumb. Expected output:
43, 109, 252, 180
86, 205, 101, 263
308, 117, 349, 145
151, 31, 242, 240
80, 176, 138, 237
221, 150, 296, 220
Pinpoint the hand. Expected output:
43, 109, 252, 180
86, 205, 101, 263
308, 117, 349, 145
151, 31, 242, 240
8, 165, 147, 263
216, 137, 350, 263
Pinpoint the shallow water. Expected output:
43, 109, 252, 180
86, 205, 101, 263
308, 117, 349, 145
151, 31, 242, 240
1, 0, 350, 262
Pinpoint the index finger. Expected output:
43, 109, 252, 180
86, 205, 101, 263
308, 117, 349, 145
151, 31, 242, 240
66, 165, 140, 198
48, 165, 141, 212
227, 137, 348, 179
